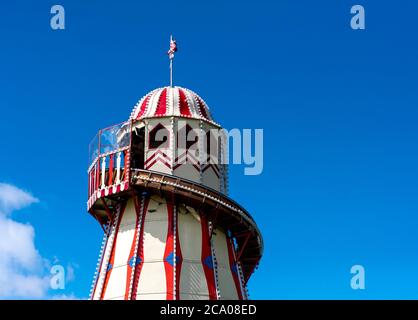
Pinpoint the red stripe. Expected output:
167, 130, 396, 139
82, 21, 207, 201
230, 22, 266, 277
162, 203, 183, 299
164, 203, 175, 300
155, 88, 167, 116
124, 196, 141, 299
136, 94, 151, 119
178, 89, 192, 116
145, 157, 172, 170
130, 197, 150, 299
175, 207, 182, 299
197, 97, 209, 119
144, 150, 171, 166
201, 215, 217, 300
108, 154, 114, 186
100, 201, 127, 299
227, 237, 243, 300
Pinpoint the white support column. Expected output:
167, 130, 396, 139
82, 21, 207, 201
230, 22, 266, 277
101, 157, 107, 189
115, 152, 122, 184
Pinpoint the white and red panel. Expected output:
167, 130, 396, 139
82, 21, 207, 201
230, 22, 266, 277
91, 204, 122, 300
177, 207, 216, 299
145, 119, 172, 174
173, 119, 201, 183
212, 229, 242, 300
135, 196, 169, 299
200, 215, 218, 299
92, 196, 244, 300
101, 199, 137, 299
163, 202, 182, 299
201, 123, 221, 191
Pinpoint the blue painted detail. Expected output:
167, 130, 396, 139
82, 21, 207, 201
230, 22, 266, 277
231, 263, 238, 274
204, 256, 213, 270
165, 252, 180, 267
107, 263, 113, 272
129, 256, 142, 267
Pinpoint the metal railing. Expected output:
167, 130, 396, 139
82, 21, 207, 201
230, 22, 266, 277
88, 121, 132, 206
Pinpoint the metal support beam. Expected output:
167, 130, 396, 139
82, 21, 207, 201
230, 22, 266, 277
100, 198, 114, 222
237, 232, 252, 261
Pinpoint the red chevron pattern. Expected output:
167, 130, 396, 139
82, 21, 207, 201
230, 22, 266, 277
145, 150, 172, 170
173, 151, 200, 171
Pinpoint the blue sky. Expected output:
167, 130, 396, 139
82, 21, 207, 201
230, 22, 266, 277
0, 0, 417, 299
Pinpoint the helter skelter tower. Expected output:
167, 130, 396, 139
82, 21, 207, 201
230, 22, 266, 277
87, 37, 263, 300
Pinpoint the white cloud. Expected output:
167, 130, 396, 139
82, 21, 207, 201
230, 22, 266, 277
0, 216, 40, 269
0, 183, 39, 215
0, 183, 48, 299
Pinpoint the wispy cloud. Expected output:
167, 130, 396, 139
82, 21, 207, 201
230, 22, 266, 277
0, 183, 82, 299
0, 183, 39, 215
0, 183, 48, 298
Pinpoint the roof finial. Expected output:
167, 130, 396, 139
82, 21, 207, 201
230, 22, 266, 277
167, 35, 177, 88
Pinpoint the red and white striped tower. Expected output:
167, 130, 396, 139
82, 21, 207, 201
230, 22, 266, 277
87, 38, 263, 300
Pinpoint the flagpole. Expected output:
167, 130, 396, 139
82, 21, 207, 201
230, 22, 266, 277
168, 35, 177, 88
170, 35, 173, 87
170, 55, 173, 88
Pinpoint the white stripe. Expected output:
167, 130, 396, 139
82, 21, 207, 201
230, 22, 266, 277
182, 88, 199, 118
102, 200, 136, 300
93, 204, 122, 300
145, 88, 164, 118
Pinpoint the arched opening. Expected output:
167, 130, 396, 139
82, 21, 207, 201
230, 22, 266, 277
131, 126, 145, 169
149, 123, 169, 149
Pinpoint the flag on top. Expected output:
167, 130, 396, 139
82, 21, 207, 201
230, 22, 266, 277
167, 35, 177, 59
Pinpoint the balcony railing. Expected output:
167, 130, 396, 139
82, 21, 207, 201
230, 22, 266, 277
88, 121, 132, 210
